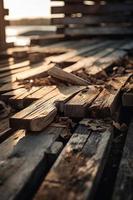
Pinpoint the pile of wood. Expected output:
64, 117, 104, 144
0, 36, 133, 200
51, 0, 133, 37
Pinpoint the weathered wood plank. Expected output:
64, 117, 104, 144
48, 66, 89, 85
9, 86, 57, 109
0, 126, 67, 200
0, 82, 24, 94
0, 60, 30, 73
64, 86, 101, 118
89, 75, 131, 117
34, 119, 113, 200
0, 88, 28, 102
85, 50, 127, 76
112, 119, 133, 200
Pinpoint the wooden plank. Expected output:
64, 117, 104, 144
10, 86, 85, 131
0, 126, 67, 200
0, 60, 30, 73
65, 27, 133, 36
51, 4, 133, 14
0, 82, 24, 94
0, 65, 31, 79
89, 75, 131, 117
112, 119, 133, 200
9, 86, 57, 109
34, 119, 113, 200
0, 88, 28, 102
64, 86, 101, 118
48, 66, 89, 85
52, 15, 133, 25
85, 50, 127, 76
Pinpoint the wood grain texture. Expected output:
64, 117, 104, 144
0, 126, 66, 200
34, 119, 113, 200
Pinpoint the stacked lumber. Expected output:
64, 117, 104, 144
10, 86, 85, 131
51, 0, 133, 37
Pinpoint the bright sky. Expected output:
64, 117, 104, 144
4, 0, 51, 19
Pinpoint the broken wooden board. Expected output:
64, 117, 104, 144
89, 75, 131, 118
48, 66, 89, 86
0, 126, 66, 200
112, 118, 133, 200
10, 86, 85, 131
64, 86, 101, 118
34, 119, 113, 200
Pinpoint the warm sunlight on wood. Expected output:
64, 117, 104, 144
4, 0, 50, 19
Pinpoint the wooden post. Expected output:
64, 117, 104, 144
0, 0, 8, 51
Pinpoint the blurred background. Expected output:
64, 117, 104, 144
4, 0, 57, 46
